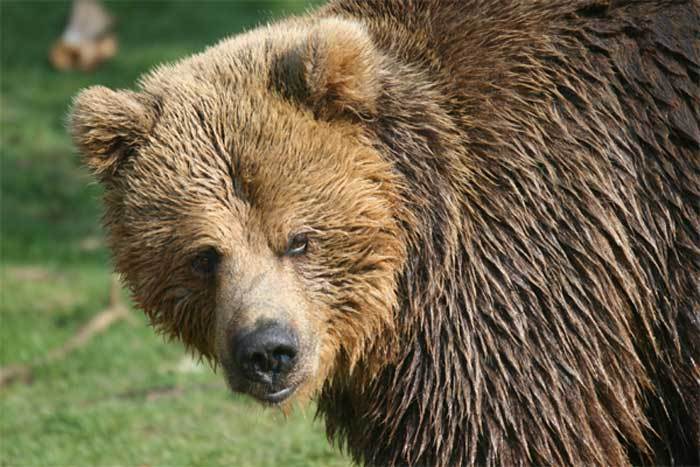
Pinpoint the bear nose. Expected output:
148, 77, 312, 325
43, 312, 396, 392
234, 323, 298, 384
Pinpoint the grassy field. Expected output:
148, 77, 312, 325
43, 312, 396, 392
1, 1, 349, 465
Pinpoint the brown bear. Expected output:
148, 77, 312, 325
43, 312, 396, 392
70, 0, 699, 465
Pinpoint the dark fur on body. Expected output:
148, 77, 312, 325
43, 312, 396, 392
70, 0, 700, 465
317, 1, 700, 465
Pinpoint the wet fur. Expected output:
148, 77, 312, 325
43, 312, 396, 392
315, 1, 700, 465
72, 0, 700, 465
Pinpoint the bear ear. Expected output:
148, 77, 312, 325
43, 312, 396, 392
70, 86, 156, 181
274, 18, 381, 120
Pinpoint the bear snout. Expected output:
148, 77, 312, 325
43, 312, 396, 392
230, 322, 300, 402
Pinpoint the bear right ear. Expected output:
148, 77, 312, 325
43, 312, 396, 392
273, 18, 382, 120
70, 86, 156, 181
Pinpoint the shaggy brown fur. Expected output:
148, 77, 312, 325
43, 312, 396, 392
71, 0, 699, 465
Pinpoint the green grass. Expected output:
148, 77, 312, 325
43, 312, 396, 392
0, 1, 348, 465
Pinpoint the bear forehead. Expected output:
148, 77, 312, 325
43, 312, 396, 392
119, 87, 368, 232
132, 29, 357, 178
133, 88, 358, 190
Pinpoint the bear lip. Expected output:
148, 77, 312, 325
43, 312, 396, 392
258, 385, 297, 404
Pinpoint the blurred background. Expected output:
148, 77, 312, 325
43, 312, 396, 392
1, 1, 349, 465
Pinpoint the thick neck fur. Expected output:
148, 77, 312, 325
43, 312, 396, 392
317, 1, 700, 466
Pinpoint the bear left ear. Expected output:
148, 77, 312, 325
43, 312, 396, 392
274, 18, 381, 120
70, 86, 157, 182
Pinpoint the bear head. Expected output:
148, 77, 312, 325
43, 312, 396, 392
70, 18, 406, 405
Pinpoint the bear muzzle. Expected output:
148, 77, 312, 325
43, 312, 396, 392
228, 321, 301, 404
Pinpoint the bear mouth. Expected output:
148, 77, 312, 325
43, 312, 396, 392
223, 364, 301, 405
257, 385, 297, 404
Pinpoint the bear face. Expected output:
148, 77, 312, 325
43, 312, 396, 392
71, 18, 405, 405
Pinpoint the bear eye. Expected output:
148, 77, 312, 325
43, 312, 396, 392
285, 232, 309, 256
191, 247, 221, 276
